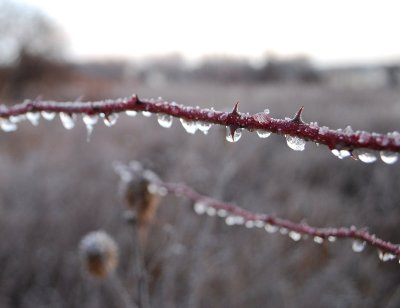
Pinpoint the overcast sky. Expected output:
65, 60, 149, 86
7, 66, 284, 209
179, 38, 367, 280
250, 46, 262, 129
20, 0, 400, 65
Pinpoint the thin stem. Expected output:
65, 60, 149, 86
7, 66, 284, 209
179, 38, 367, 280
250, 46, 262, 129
1, 95, 400, 153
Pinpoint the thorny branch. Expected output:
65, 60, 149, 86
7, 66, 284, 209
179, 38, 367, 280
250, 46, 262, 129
159, 181, 400, 261
1, 95, 400, 158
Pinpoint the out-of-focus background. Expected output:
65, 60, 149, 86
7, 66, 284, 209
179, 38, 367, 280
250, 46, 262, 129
1, 0, 400, 307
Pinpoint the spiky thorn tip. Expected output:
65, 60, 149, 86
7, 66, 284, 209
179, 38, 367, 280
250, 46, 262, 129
291, 106, 305, 124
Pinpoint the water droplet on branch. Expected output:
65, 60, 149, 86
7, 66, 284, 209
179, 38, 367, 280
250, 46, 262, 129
197, 122, 212, 135
313, 236, 324, 244
180, 119, 198, 134
265, 224, 278, 233
142, 111, 152, 117
83, 114, 99, 141
256, 130, 271, 138
41, 111, 56, 121
59, 112, 75, 130
157, 114, 173, 128
380, 151, 398, 164
352, 240, 366, 252
194, 201, 207, 215
285, 135, 306, 151
289, 231, 302, 241
103, 113, 118, 127
226, 127, 242, 142
125, 110, 137, 117
378, 250, 396, 262
0, 118, 17, 132
27, 112, 40, 126
354, 150, 377, 163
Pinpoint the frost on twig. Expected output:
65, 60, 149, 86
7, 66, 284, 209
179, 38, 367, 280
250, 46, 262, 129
114, 161, 400, 265
1, 95, 399, 163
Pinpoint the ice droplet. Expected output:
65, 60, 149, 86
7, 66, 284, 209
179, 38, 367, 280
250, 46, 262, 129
265, 224, 278, 233
285, 135, 306, 151
103, 113, 118, 127
245, 221, 255, 228
206, 207, 216, 216
313, 236, 324, 244
279, 228, 288, 235
378, 250, 396, 262
380, 151, 398, 164
180, 119, 197, 134
26, 112, 40, 126
59, 112, 75, 130
41, 111, 56, 121
194, 201, 207, 215
226, 127, 242, 142
0, 118, 17, 132
142, 111, 152, 117
157, 114, 173, 128
225, 216, 236, 226
289, 231, 302, 241
352, 240, 366, 252
234, 216, 245, 225
256, 130, 271, 138
125, 110, 137, 117
354, 150, 377, 163
197, 122, 212, 135
331, 149, 351, 159
9, 115, 25, 123
328, 236, 337, 242
217, 209, 228, 217
83, 114, 99, 141
254, 220, 265, 228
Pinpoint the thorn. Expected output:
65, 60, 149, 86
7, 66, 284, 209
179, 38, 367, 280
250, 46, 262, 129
292, 106, 305, 123
231, 102, 240, 116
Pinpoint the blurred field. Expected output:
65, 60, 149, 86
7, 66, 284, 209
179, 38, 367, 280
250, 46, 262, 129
1, 81, 400, 308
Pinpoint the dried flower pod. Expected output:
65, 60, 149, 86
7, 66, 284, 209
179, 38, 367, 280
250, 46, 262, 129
79, 230, 119, 278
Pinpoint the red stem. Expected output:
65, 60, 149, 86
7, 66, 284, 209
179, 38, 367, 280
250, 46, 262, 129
1, 95, 399, 152
161, 182, 400, 258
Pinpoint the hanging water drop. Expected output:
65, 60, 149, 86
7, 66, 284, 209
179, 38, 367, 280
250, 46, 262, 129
254, 220, 265, 228
26, 112, 40, 126
206, 207, 216, 216
256, 130, 271, 138
354, 150, 377, 163
0, 118, 17, 132
289, 231, 302, 241
157, 114, 173, 128
59, 112, 75, 130
125, 110, 137, 117
217, 209, 228, 217
142, 111, 152, 117
103, 113, 118, 127
194, 201, 207, 215
83, 114, 99, 141
279, 228, 288, 235
41, 111, 56, 121
352, 240, 366, 252
328, 236, 337, 242
380, 151, 398, 164
265, 224, 278, 234
378, 250, 396, 262
9, 115, 25, 123
225, 216, 236, 226
285, 135, 306, 151
197, 122, 212, 135
226, 127, 242, 143
180, 119, 197, 134
233, 216, 245, 225
331, 149, 351, 159
313, 236, 324, 244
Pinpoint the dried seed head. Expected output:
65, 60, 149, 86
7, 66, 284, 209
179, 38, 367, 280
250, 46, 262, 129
79, 230, 119, 279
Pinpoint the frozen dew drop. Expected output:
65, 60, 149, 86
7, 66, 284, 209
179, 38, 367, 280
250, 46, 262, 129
142, 111, 152, 117
245, 221, 255, 228
264, 108, 270, 114
125, 110, 137, 117
9, 115, 25, 123
197, 122, 212, 135
265, 223, 278, 234
83, 114, 99, 142
206, 206, 217, 216
0, 118, 17, 132
103, 113, 118, 127
254, 220, 265, 228
352, 240, 366, 253
234, 216, 245, 225
328, 236, 337, 242
41, 111, 56, 121
59, 112, 75, 130
354, 150, 377, 163
378, 250, 396, 262
256, 130, 271, 138
279, 228, 288, 235
380, 151, 398, 164
289, 231, 302, 241
157, 114, 173, 128
226, 127, 242, 143
217, 209, 228, 218
225, 216, 236, 226
285, 135, 306, 151
331, 149, 351, 159
180, 118, 198, 134
27, 112, 40, 126
313, 236, 324, 244
194, 201, 207, 215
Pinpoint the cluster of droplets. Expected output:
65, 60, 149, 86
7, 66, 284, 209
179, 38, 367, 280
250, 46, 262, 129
330, 147, 399, 165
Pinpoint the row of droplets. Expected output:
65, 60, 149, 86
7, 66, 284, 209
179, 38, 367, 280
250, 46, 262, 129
1, 107, 399, 164
192, 200, 399, 263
